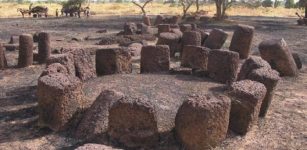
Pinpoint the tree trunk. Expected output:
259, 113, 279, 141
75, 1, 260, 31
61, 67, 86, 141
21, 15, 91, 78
215, 1, 222, 20
305, 6, 307, 18
196, 0, 200, 13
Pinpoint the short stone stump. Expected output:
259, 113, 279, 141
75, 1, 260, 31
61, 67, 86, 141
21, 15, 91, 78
96, 48, 132, 75
207, 49, 240, 83
37, 73, 84, 131
227, 80, 267, 135
108, 97, 159, 149
175, 94, 231, 149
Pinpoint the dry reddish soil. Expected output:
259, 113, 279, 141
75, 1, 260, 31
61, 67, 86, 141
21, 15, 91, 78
0, 15, 306, 150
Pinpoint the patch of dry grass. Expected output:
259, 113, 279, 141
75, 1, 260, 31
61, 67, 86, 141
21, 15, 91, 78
0, 2, 304, 18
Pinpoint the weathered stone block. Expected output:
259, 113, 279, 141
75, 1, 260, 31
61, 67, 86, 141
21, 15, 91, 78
70, 49, 96, 81
247, 67, 280, 117
108, 97, 159, 148
259, 38, 298, 76
127, 43, 143, 56
75, 90, 124, 140
229, 24, 255, 59
204, 28, 228, 49
181, 45, 210, 70
140, 45, 170, 73
47, 53, 76, 76
227, 80, 267, 135
175, 94, 231, 149
96, 48, 132, 75
207, 49, 240, 83
40, 63, 68, 77
143, 15, 151, 26
157, 32, 181, 57
158, 24, 171, 34
37, 73, 84, 131
237, 56, 271, 80
182, 31, 202, 49
154, 15, 164, 26
123, 22, 137, 35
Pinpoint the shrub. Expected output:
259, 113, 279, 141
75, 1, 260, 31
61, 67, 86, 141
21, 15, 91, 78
285, 0, 295, 8
262, 0, 273, 7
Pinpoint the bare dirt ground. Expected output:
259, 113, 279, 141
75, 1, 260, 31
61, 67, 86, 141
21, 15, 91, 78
0, 15, 306, 150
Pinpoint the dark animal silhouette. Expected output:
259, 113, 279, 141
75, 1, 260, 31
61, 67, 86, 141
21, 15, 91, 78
29, 3, 48, 18
17, 8, 30, 18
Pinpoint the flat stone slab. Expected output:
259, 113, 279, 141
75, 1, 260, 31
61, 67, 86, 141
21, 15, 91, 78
83, 74, 224, 133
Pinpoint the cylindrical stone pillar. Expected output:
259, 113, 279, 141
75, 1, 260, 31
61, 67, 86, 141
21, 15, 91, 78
18, 34, 33, 68
0, 43, 8, 70
38, 32, 51, 64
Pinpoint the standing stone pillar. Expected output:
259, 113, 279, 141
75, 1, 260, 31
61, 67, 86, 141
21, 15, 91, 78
0, 43, 7, 70
18, 34, 33, 67
38, 32, 51, 64
229, 24, 255, 59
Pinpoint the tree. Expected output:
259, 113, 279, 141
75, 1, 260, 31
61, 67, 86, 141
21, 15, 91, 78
180, 0, 194, 18
262, 0, 273, 7
195, 0, 200, 13
214, 0, 233, 20
299, 0, 307, 18
285, 0, 295, 8
132, 0, 153, 16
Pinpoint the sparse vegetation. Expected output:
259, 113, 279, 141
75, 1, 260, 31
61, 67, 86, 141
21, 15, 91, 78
0, 2, 304, 18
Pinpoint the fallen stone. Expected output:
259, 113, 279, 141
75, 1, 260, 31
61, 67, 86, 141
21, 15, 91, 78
204, 28, 228, 49
75, 90, 124, 140
259, 38, 298, 76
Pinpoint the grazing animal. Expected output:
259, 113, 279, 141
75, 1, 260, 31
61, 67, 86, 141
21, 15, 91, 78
29, 3, 48, 18
61, 5, 90, 18
17, 8, 30, 18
